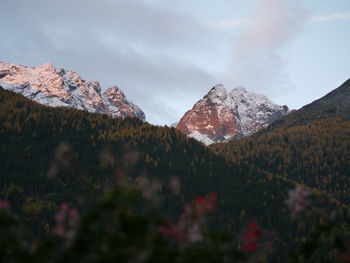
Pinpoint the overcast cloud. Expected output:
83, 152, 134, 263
1, 0, 349, 124
226, 0, 309, 96
0, 0, 219, 125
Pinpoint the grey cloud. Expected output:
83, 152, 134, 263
0, 0, 218, 124
3, 0, 206, 49
51, 47, 216, 124
311, 12, 350, 22
227, 0, 309, 96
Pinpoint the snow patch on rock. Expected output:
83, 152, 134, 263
188, 131, 214, 145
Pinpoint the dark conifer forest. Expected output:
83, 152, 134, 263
1, 87, 350, 262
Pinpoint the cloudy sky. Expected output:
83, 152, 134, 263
1, 0, 349, 125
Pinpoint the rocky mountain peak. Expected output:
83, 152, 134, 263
104, 86, 125, 98
207, 84, 227, 102
176, 84, 289, 145
102, 86, 145, 120
231, 86, 247, 94
39, 62, 54, 69
0, 62, 145, 121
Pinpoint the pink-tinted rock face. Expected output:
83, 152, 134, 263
177, 84, 289, 145
102, 86, 145, 120
0, 62, 71, 99
0, 62, 145, 121
177, 99, 238, 142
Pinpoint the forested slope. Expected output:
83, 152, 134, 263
211, 79, 350, 204
0, 87, 348, 261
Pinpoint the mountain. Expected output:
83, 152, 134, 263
1, 86, 348, 262
176, 84, 289, 145
0, 62, 145, 120
211, 79, 350, 204
266, 79, 350, 131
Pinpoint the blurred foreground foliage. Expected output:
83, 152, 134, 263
1, 183, 350, 262
0, 185, 250, 263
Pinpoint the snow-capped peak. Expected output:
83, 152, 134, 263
0, 62, 145, 121
177, 84, 290, 145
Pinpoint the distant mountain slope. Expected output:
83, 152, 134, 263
211, 117, 350, 203
266, 79, 350, 131
211, 79, 350, 204
2, 87, 346, 262
0, 62, 145, 120
176, 84, 289, 145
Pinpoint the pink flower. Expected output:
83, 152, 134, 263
243, 242, 258, 252
54, 225, 65, 236
69, 208, 79, 218
54, 203, 79, 245
169, 177, 181, 195
55, 212, 65, 223
183, 203, 192, 215
286, 186, 310, 215
0, 200, 10, 211
194, 196, 206, 205
242, 222, 261, 253
60, 203, 69, 211
158, 222, 185, 243
187, 223, 203, 243
194, 193, 217, 215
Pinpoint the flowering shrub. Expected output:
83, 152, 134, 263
0, 184, 349, 262
0, 186, 248, 262
158, 193, 217, 245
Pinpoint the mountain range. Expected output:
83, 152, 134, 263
0, 62, 145, 121
1, 60, 350, 261
0, 62, 293, 145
